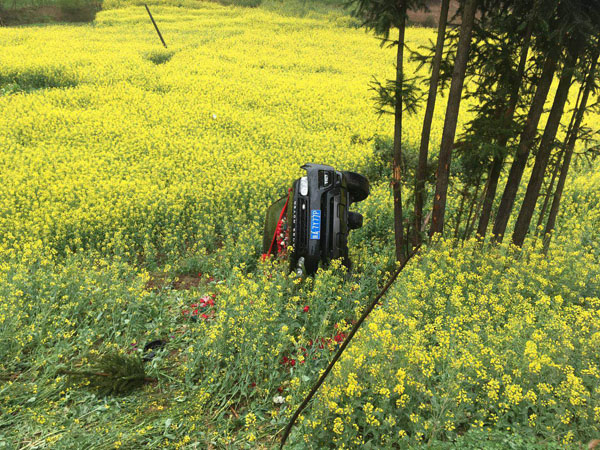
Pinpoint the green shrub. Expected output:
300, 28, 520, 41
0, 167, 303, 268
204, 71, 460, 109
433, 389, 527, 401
333, 14, 361, 29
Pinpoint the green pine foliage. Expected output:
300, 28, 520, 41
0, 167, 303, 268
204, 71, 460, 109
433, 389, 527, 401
61, 352, 151, 396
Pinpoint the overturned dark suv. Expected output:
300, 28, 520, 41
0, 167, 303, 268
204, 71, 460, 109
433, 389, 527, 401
262, 163, 369, 276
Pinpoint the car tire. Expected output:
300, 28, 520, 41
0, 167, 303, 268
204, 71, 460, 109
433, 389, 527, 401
348, 211, 363, 230
343, 171, 370, 203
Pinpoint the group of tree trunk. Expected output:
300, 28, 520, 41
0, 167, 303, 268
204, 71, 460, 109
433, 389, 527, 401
351, 0, 600, 262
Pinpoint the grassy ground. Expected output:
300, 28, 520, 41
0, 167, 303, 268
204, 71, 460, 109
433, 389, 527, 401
0, 2, 599, 449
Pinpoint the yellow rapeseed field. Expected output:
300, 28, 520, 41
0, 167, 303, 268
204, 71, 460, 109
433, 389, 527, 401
0, 4, 441, 265
0, 3, 599, 448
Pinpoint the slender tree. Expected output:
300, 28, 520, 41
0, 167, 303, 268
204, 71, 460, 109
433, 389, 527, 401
392, 3, 408, 261
461, 172, 482, 239
352, 0, 424, 261
430, 0, 478, 236
413, 0, 450, 246
490, 49, 559, 242
453, 188, 468, 239
535, 149, 565, 232
464, 182, 486, 240
492, 0, 600, 243
432, 0, 538, 242
475, 2, 536, 238
534, 78, 585, 233
544, 51, 598, 251
512, 37, 581, 246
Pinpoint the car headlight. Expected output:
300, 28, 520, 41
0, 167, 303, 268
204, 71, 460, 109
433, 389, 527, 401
299, 176, 308, 196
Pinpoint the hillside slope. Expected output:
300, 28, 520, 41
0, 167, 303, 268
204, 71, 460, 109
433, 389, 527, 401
0, 4, 598, 448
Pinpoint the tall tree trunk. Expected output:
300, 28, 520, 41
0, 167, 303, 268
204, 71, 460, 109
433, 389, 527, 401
464, 175, 485, 241
544, 54, 598, 252
429, 0, 477, 236
461, 183, 479, 240
413, 0, 450, 246
392, 4, 407, 262
512, 44, 579, 247
535, 149, 564, 233
463, 174, 481, 237
453, 189, 467, 239
535, 66, 586, 233
476, 155, 503, 238
476, 12, 534, 239
491, 50, 559, 243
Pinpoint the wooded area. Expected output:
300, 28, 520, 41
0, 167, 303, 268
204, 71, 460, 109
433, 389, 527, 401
352, 0, 600, 261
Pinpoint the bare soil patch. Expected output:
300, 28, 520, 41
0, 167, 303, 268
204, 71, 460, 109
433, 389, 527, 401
407, 0, 460, 27
145, 272, 206, 291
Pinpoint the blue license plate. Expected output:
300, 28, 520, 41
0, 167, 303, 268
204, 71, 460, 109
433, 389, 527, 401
310, 210, 321, 240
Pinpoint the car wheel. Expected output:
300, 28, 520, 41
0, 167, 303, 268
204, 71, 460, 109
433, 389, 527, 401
343, 171, 370, 203
348, 211, 363, 230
